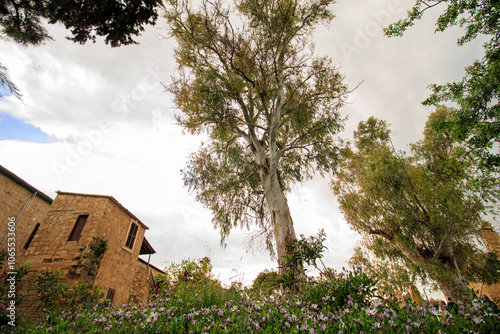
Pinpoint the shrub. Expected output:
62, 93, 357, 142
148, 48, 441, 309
156, 257, 240, 310
301, 266, 377, 309
252, 269, 280, 296
279, 230, 377, 308
34, 268, 105, 315
0, 250, 29, 326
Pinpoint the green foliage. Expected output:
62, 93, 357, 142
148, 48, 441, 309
0, 250, 29, 326
349, 246, 427, 300
0, 63, 22, 100
278, 230, 377, 308
0, 0, 51, 45
10, 259, 500, 333
464, 250, 500, 286
162, 257, 213, 284
385, 0, 500, 171
0, 0, 164, 47
301, 267, 377, 310
89, 238, 108, 258
332, 108, 500, 301
279, 229, 328, 291
251, 269, 280, 295
154, 257, 240, 310
33, 269, 105, 315
166, 0, 348, 260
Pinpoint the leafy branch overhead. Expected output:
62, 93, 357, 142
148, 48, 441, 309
0, 0, 164, 47
166, 0, 349, 264
385, 0, 500, 171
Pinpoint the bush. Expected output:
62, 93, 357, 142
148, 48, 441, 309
155, 257, 241, 311
0, 250, 30, 326
252, 269, 281, 296
301, 266, 377, 309
34, 268, 105, 316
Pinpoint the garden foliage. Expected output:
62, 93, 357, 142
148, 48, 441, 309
33, 268, 105, 317
0, 250, 29, 326
4, 238, 500, 332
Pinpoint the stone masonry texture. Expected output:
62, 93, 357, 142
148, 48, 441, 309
0, 165, 163, 321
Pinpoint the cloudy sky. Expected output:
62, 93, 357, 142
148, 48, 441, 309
0, 0, 489, 287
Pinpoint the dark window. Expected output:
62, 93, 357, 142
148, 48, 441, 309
125, 223, 139, 249
68, 215, 88, 241
106, 288, 116, 303
23, 223, 40, 249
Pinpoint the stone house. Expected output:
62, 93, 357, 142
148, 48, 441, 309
0, 165, 163, 314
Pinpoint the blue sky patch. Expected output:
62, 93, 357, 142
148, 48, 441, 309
0, 83, 13, 98
0, 112, 54, 143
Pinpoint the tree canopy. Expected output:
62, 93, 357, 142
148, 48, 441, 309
165, 0, 348, 266
0, 0, 164, 47
385, 0, 500, 171
332, 107, 500, 301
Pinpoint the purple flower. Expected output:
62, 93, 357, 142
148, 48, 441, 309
347, 300, 353, 308
405, 325, 412, 333
319, 323, 326, 333
225, 317, 232, 323
472, 316, 484, 325
465, 314, 471, 320
218, 309, 224, 317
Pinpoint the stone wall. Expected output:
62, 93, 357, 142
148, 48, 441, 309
0, 167, 52, 265
86, 193, 149, 306
23, 193, 110, 277
474, 223, 500, 302
134, 259, 165, 303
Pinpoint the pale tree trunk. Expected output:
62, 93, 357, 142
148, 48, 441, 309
252, 143, 298, 272
261, 169, 297, 267
252, 83, 301, 271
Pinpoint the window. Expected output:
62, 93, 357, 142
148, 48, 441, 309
125, 222, 139, 249
23, 223, 40, 250
68, 215, 88, 241
106, 288, 116, 303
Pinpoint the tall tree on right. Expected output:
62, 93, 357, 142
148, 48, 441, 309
385, 0, 500, 171
332, 107, 500, 302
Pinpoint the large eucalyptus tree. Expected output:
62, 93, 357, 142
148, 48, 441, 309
164, 0, 348, 268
